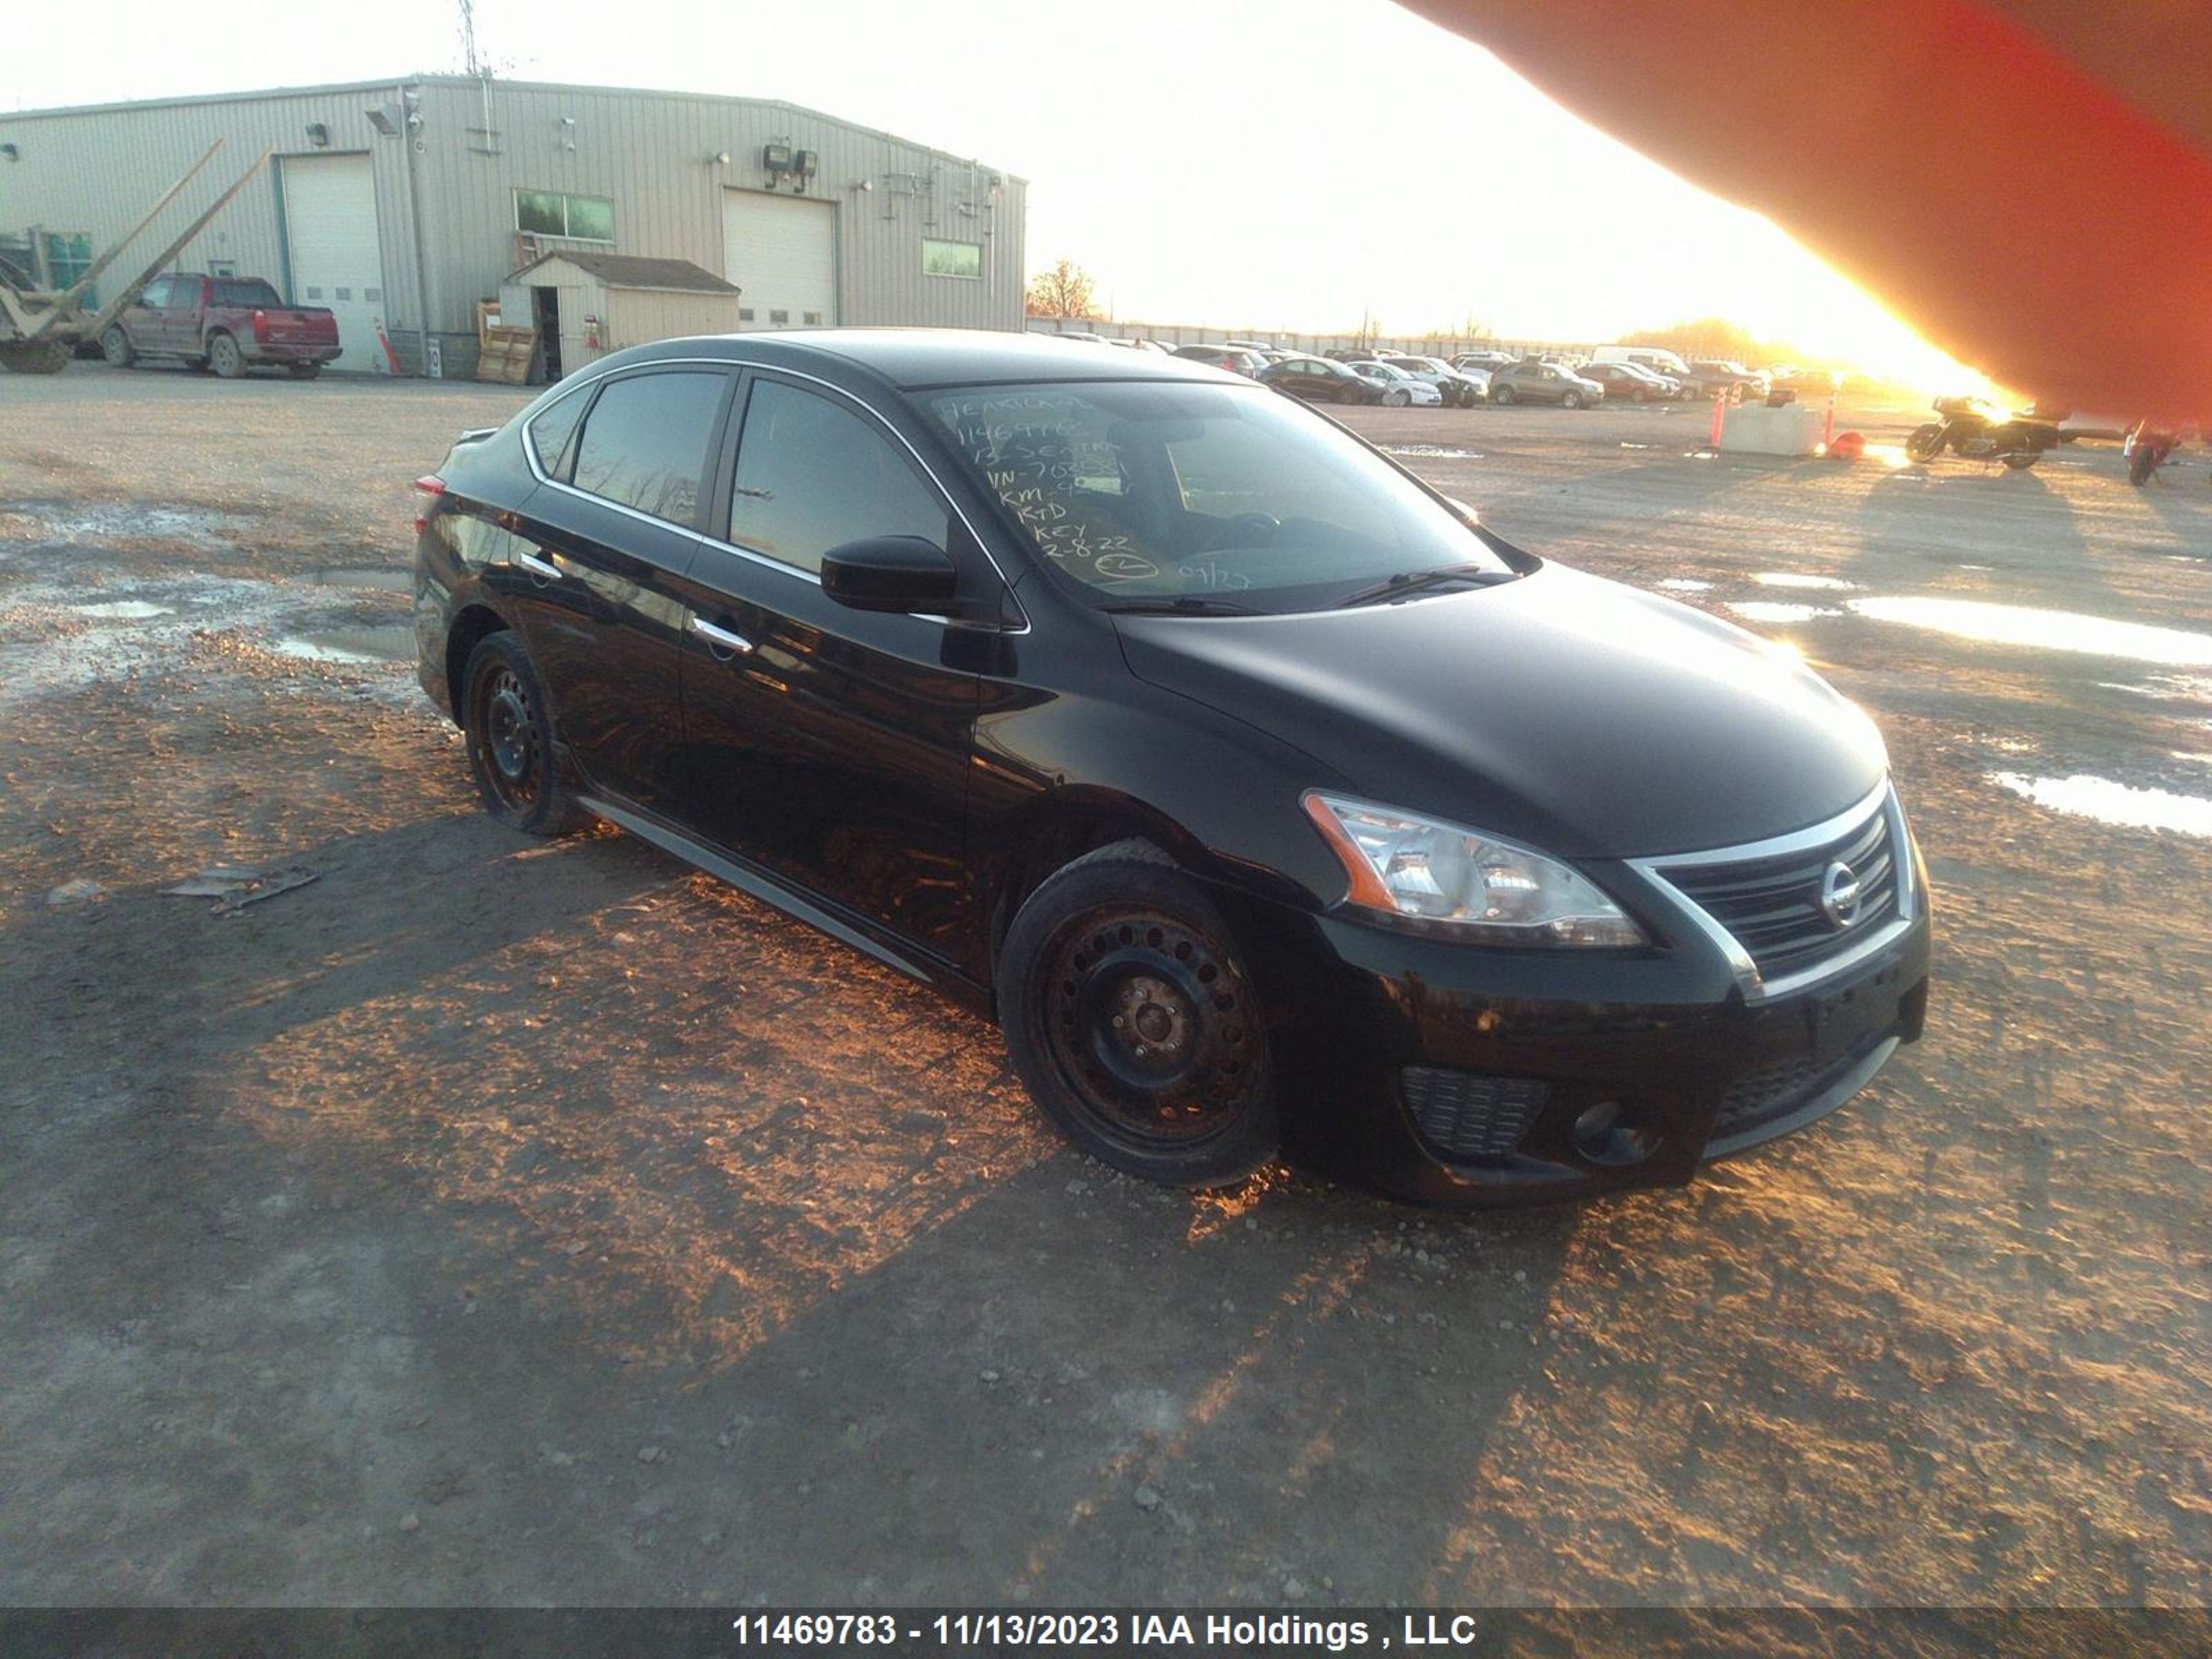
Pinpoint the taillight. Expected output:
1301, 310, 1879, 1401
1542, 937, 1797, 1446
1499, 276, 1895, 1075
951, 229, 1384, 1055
252, 309, 270, 344
412, 475, 446, 535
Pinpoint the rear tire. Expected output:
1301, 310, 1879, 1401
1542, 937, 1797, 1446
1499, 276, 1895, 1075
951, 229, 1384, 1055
0, 339, 71, 375
2003, 452, 2040, 470
999, 843, 1277, 1189
460, 632, 586, 837
1904, 422, 1948, 464
100, 326, 136, 368
207, 332, 245, 379
1492, 383, 1515, 406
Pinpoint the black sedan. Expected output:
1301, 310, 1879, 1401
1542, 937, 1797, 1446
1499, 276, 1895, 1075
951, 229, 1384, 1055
413, 330, 1930, 1207
1258, 354, 1380, 405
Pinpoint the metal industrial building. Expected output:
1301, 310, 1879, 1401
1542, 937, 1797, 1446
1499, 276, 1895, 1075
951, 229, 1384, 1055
0, 77, 1027, 377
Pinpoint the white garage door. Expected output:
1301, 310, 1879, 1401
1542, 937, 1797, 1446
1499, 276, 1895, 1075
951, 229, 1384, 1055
281, 154, 386, 373
722, 191, 836, 331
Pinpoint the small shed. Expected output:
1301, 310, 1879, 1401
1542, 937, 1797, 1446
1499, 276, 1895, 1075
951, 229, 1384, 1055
497, 251, 741, 382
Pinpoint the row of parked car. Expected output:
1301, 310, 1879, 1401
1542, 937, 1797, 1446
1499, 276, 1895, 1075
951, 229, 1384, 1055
1040, 331, 1806, 413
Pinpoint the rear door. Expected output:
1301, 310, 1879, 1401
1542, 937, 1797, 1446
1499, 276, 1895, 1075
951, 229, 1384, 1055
670, 371, 988, 961
493, 364, 738, 816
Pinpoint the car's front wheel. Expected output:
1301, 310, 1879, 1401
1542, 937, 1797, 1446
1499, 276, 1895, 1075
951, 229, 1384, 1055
461, 632, 585, 836
1000, 842, 1277, 1188
100, 326, 136, 368
1562, 390, 1583, 409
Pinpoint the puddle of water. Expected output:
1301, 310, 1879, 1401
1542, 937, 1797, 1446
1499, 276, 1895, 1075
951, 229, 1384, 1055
1991, 771, 2212, 838
303, 568, 412, 592
1853, 597, 2212, 666
1619, 442, 1658, 451
1657, 579, 1713, 592
2098, 675, 2212, 703
0, 500, 253, 546
1755, 572, 1859, 591
1382, 445, 1485, 460
274, 624, 414, 665
1729, 601, 1840, 624
68, 600, 174, 619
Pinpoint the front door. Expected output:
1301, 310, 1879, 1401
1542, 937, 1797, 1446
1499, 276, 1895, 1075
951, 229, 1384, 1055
671, 372, 985, 961
493, 365, 737, 816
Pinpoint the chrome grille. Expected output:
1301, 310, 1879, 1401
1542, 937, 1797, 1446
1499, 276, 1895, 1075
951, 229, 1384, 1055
1655, 793, 1901, 984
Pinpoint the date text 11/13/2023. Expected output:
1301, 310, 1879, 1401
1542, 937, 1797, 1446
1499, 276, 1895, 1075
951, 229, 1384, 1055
729, 1611, 1506, 1649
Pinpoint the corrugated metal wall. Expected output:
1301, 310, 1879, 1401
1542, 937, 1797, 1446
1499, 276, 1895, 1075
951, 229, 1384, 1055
0, 77, 1026, 369
0, 82, 424, 355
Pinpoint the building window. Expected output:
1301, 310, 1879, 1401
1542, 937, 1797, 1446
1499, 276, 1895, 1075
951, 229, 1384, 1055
515, 189, 615, 243
922, 238, 982, 279
739, 308, 755, 321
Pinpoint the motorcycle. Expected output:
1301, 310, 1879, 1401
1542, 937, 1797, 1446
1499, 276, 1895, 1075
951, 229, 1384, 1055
1904, 395, 2071, 469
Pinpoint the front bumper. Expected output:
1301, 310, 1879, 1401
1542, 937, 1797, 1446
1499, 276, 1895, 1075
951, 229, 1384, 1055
1218, 872, 1930, 1208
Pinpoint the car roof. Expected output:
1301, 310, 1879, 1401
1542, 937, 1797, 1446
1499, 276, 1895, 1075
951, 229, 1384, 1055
610, 328, 1238, 391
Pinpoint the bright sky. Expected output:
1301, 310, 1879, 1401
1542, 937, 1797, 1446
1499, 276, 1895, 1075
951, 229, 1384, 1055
4, 0, 1973, 385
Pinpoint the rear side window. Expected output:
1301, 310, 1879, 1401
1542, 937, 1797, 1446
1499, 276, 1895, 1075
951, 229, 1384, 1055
212, 279, 282, 308
525, 388, 590, 480
568, 371, 728, 526
727, 380, 949, 574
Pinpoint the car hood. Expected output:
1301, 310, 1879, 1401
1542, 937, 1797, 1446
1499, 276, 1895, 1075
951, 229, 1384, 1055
1113, 563, 1887, 859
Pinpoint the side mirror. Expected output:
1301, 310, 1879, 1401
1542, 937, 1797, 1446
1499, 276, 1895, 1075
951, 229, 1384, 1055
819, 535, 959, 614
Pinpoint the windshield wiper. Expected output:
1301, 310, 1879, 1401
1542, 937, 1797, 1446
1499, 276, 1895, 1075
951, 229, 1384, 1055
1333, 561, 1511, 609
1100, 595, 1269, 617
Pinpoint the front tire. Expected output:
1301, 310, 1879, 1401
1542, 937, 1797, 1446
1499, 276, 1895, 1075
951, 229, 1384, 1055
101, 326, 137, 368
999, 843, 1277, 1188
207, 332, 245, 379
1562, 390, 1583, 409
1905, 422, 1948, 464
460, 632, 585, 836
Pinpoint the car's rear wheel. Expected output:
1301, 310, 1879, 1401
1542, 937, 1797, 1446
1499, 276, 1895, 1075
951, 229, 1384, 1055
2003, 451, 2040, 469
461, 632, 585, 836
1000, 843, 1277, 1188
207, 332, 245, 379
100, 326, 136, 368
1492, 383, 1515, 405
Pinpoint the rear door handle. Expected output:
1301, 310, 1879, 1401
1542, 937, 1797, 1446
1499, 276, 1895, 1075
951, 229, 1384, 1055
515, 549, 561, 581
691, 615, 754, 655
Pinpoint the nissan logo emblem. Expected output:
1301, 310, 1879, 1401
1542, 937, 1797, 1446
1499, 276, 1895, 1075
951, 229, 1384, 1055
1820, 859, 1863, 928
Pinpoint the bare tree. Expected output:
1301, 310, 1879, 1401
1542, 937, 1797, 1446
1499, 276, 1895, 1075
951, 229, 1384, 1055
1025, 259, 1100, 319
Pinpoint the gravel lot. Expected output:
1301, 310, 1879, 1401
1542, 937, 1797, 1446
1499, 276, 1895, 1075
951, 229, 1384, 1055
3, 364, 2209, 1613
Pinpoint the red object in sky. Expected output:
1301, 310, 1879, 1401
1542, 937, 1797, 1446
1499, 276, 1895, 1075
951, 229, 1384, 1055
1408, 1, 2212, 420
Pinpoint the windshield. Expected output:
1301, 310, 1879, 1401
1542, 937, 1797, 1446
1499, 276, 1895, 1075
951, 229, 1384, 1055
921, 380, 1515, 612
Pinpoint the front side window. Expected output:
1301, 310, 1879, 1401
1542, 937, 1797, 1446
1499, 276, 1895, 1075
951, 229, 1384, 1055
516, 189, 616, 243
165, 279, 200, 310
924, 381, 1512, 611
729, 380, 950, 574
922, 238, 982, 279
568, 371, 727, 526
138, 278, 173, 309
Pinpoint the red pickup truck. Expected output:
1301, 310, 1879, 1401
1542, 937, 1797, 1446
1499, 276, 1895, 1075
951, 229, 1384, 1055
100, 273, 342, 379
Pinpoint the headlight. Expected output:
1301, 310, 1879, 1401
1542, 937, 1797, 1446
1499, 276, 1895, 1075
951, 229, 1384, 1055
1302, 793, 1647, 946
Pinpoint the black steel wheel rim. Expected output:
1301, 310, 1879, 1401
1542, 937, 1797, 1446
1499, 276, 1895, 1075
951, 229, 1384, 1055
1037, 907, 1261, 1151
474, 666, 541, 812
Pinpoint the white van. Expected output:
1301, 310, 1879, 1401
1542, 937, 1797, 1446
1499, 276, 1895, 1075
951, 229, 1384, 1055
1591, 345, 1691, 378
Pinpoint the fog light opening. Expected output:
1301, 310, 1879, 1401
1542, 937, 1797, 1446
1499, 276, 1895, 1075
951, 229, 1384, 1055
1573, 1101, 1658, 1167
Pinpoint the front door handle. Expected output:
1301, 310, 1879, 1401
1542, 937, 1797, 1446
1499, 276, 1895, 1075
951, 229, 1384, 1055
514, 549, 561, 581
691, 615, 754, 655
